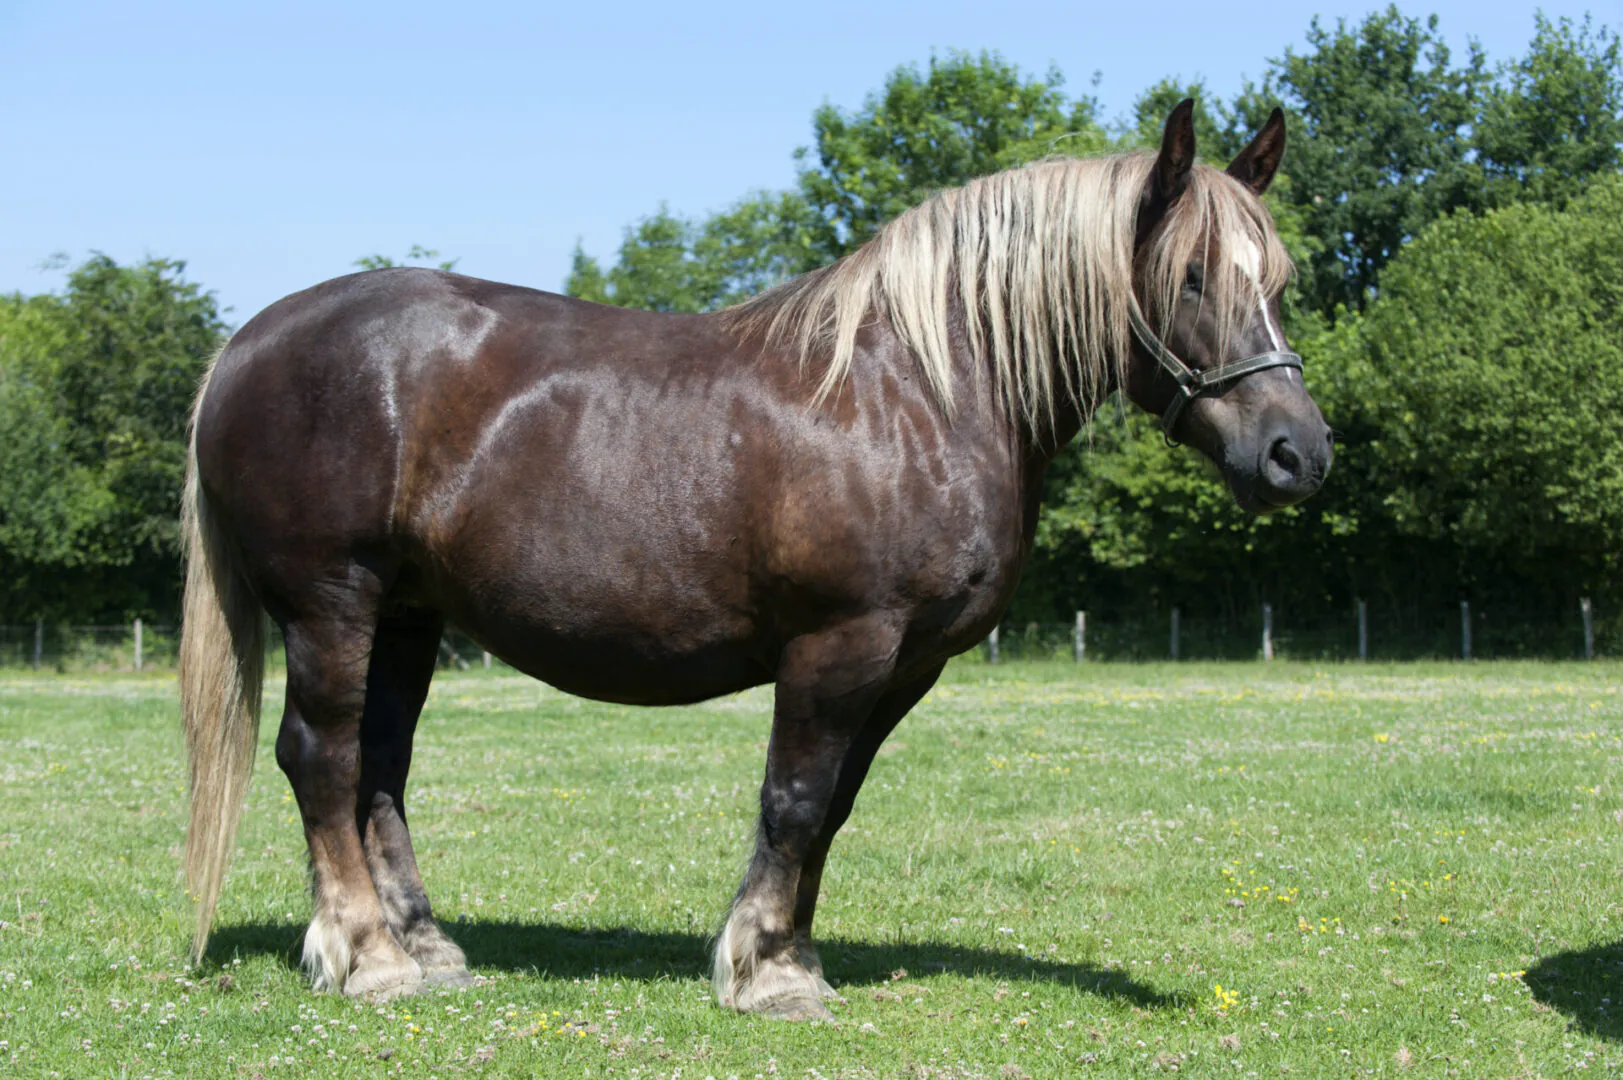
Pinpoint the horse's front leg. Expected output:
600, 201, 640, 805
790, 663, 944, 995
713, 616, 903, 1021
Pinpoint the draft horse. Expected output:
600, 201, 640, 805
180, 102, 1330, 1019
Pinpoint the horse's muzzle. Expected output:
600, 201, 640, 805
1255, 421, 1332, 508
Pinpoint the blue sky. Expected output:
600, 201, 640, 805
0, 1, 1605, 324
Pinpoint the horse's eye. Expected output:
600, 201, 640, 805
1183, 268, 1204, 294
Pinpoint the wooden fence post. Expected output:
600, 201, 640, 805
1580, 597, 1593, 661
33, 619, 43, 671
987, 625, 999, 664
133, 618, 143, 672
1262, 603, 1274, 661
1357, 599, 1368, 663
439, 636, 470, 671
1460, 601, 1472, 661
483, 650, 492, 669
1170, 607, 1180, 661
1073, 611, 1086, 663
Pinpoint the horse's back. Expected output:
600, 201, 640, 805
197, 268, 723, 534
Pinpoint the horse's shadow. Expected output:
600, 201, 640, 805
208, 920, 1184, 1009
1526, 939, 1623, 1042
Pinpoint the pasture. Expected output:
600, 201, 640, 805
0, 661, 1618, 1078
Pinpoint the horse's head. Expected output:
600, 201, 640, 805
1124, 100, 1332, 514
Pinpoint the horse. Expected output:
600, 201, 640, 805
178, 100, 1330, 1020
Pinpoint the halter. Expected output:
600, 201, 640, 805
1127, 295, 1303, 446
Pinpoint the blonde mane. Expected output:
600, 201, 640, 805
722, 153, 1292, 431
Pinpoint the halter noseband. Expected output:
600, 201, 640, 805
1127, 296, 1304, 446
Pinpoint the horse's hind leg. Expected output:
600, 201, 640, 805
713, 616, 903, 1020
276, 603, 422, 998
358, 611, 472, 985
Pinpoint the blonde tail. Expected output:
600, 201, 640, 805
179, 358, 265, 965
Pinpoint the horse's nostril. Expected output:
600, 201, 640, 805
1269, 437, 1301, 476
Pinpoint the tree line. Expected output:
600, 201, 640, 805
2, 8, 1620, 653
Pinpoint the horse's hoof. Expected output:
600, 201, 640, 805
793, 944, 839, 1001
756, 993, 835, 1022
343, 956, 424, 1001
402, 926, 469, 974
423, 966, 477, 988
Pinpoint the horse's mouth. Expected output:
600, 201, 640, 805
1228, 479, 1285, 516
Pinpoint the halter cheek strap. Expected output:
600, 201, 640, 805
1127, 297, 1304, 446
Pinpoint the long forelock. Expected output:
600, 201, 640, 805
1138, 165, 1294, 366
721, 153, 1292, 431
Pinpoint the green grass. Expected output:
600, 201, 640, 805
1, 661, 1620, 1078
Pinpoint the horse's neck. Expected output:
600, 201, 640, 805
935, 310, 1099, 525
957, 323, 1097, 472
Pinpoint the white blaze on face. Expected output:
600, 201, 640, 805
1231, 236, 1285, 352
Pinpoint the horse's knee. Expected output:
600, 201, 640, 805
759, 785, 830, 857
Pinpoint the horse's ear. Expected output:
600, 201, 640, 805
1153, 99, 1197, 202
1226, 107, 1286, 195
1140, 99, 1197, 239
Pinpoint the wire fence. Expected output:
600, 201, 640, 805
0, 598, 1609, 672
986, 597, 1609, 663
0, 623, 499, 674
0, 622, 180, 673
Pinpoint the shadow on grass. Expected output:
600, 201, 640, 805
1526, 939, 1623, 1042
208, 920, 1185, 1009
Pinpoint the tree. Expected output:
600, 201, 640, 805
1241, 7, 1490, 320
0, 256, 228, 621
354, 245, 460, 271
0, 303, 111, 619
1476, 14, 1623, 209
566, 208, 702, 312
565, 193, 819, 313
1329, 175, 1623, 586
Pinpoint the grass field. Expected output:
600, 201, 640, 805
0, 661, 1619, 1078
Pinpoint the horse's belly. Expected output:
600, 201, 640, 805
487, 632, 769, 706
439, 578, 770, 706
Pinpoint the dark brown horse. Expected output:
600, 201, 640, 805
180, 102, 1329, 1019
